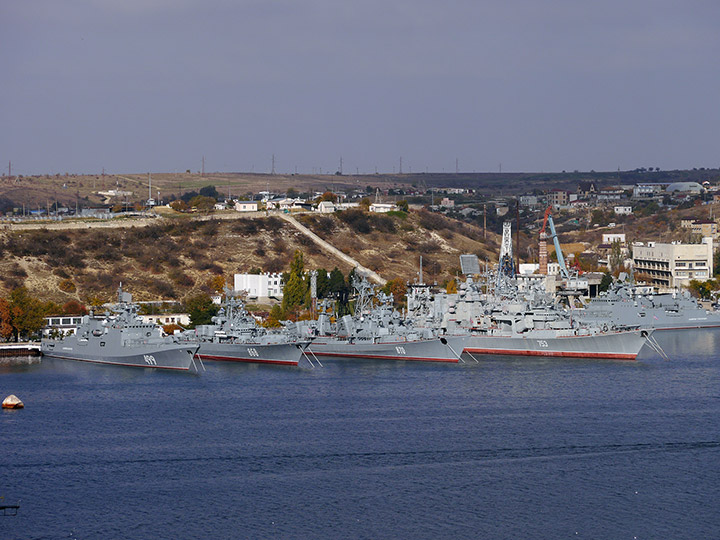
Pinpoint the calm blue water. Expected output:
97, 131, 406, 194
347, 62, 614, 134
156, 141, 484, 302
2, 330, 719, 540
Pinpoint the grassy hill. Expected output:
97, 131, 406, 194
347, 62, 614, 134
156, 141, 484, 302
0, 210, 497, 305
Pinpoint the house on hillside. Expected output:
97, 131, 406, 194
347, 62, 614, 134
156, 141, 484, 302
235, 201, 258, 212
633, 183, 666, 198
577, 182, 597, 198
614, 205, 632, 215
369, 203, 395, 213
682, 219, 719, 239
317, 201, 336, 213
548, 189, 569, 207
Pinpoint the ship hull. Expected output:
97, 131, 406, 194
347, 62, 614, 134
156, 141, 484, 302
309, 337, 460, 363
41, 340, 198, 370
454, 331, 648, 360
195, 341, 307, 366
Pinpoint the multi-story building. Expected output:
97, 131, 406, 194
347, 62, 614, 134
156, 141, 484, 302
633, 183, 666, 198
680, 219, 719, 239
632, 238, 714, 291
234, 272, 284, 299
602, 233, 626, 244
548, 189, 569, 207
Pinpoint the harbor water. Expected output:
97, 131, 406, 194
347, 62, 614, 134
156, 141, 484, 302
2, 329, 719, 539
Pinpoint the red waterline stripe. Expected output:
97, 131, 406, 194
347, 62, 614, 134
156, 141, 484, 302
198, 354, 298, 366
310, 351, 458, 363
464, 348, 637, 360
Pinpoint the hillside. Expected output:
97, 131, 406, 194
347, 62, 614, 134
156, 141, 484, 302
0, 210, 497, 304
4, 168, 719, 211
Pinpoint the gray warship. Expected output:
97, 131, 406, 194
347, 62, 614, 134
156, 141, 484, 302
407, 278, 651, 361
301, 278, 462, 363
181, 290, 312, 366
573, 279, 720, 331
41, 287, 199, 371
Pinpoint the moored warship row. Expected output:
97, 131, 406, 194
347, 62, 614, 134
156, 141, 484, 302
41, 210, 720, 370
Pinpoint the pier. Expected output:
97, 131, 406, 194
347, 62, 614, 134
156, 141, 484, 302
0, 343, 41, 357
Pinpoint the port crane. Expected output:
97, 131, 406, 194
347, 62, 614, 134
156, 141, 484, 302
540, 207, 588, 299
540, 206, 570, 279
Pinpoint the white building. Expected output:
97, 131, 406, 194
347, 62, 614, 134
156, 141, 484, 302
235, 201, 258, 212
336, 202, 360, 210
602, 233, 626, 244
43, 315, 85, 337
632, 238, 714, 291
234, 272, 283, 299
141, 313, 191, 327
614, 206, 632, 215
633, 183, 664, 198
518, 262, 561, 275
266, 197, 305, 211
440, 197, 454, 208
317, 201, 336, 213
519, 195, 538, 207
369, 203, 395, 213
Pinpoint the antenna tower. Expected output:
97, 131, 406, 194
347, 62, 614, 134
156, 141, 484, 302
497, 221, 515, 287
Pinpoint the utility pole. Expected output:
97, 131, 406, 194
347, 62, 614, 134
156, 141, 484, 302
483, 203, 487, 240
515, 199, 520, 273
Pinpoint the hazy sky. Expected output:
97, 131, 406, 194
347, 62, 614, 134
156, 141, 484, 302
2, 0, 719, 176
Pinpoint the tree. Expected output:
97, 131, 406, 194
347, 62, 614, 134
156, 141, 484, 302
8, 287, 47, 341
359, 197, 371, 210
207, 274, 226, 293
62, 300, 88, 315
396, 200, 409, 212
170, 200, 188, 212
328, 267, 346, 297
0, 298, 13, 341
199, 185, 219, 199
316, 269, 330, 298
381, 278, 407, 308
599, 272, 613, 293
446, 279, 458, 294
609, 240, 624, 272
263, 304, 284, 328
281, 250, 308, 318
184, 294, 219, 328
188, 195, 216, 212
318, 191, 337, 203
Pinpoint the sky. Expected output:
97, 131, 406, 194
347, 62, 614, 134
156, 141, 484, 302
2, 0, 719, 176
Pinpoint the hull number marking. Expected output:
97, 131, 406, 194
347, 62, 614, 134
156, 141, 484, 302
143, 354, 157, 365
